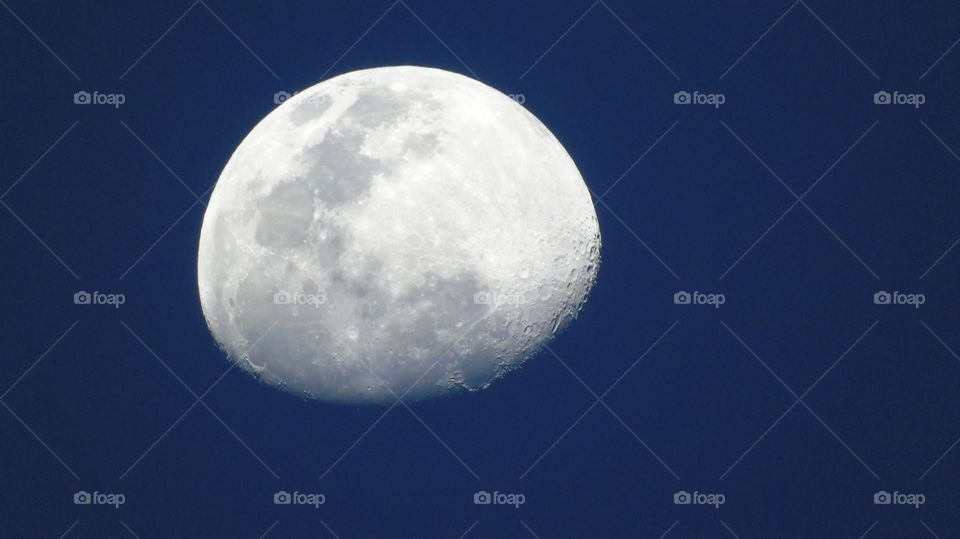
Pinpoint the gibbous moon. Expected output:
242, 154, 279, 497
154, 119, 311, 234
197, 66, 600, 404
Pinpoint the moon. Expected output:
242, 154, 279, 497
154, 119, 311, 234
197, 66, 600, 404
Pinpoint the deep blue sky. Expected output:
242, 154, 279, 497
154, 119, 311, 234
2, 1, 960, 537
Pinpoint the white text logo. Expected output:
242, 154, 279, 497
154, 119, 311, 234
674, 90, 725, 108
674, 490, 725, 508
874, 290, 924, 308
74, 91, 126, 108
274, 490, 325, 508
74, 290, 125, 308
874, 91, 925, 108
74, 490, 125, 508
473, 490, 525, 508
674, 290, 725, 308
874, 490, 925, 508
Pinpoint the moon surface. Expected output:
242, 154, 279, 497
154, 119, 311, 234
197, 66, 600, 404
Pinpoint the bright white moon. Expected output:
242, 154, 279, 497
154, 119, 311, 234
198, 66, 600, 404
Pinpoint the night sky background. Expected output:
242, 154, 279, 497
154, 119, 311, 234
2, 1, 960, 537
